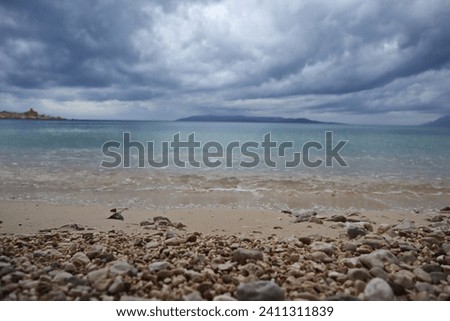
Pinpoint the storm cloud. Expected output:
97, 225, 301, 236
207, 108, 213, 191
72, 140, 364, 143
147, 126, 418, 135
1, 0, 449, 124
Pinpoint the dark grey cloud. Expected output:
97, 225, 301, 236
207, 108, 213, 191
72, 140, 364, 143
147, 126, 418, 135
1, 1, 144, 88
1, 0, 449, 124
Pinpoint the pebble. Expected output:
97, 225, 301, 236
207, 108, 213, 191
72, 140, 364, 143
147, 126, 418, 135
310, 242, 335, 256
377, 224, 391, 234
107, 213, 124, 221
156, 270, 172, 281
364, 278, 394, 300
308, 217, 323, 224
110, 260, 133, 276
295, 292, 320, 300
391, 270, 415, 290
165, 237, 182, 246
369, 267, 389, 280
326, 294, 360, 301
362, 238, 385, 249
427, 215, 444, 222
413, 267, 432, 283
0, 263, 14, 278
148, 261, 170, 272
184, 269, 203, 282
232, 248, 263, 265
398, 251, 417, 265
311, 251, 330, 263
297, 237, 312, 245
415, 282, 435, 294
422, 264, 441, 273
140, 219, 154, 226
87, 243, 103, 253
108, 277, 125, 295
354, 280, 366, 294
171, 275, 186, 287
100, 252, 115, 263
328, 215, 347, 223
145, 241, 159, 249
217, 262, 234, 271
64, 262, 77, 273
92, 278, 112, 292
153, 216, 171, 223
60, 223, 84, 231
359, 249, 399, 269
442, 265, 450, 275
346, 224, 368, 239
87, 268, 109, 284
394, 219, 416, 232
342, 243, 357, 252
213, 294, 237, 301
70, 253, 90, 268
52, 272, 73, 285
347, 268, 371, 282
184, 291, 204, 301
186, 234, 197, 242
294, 211, 317, 223
429, 272, 446, 284
441, 243, 450, 254
165, 230, 178, 239
239, 235, 252, 242
236, 281, 285, 301
340, 257, 361, 268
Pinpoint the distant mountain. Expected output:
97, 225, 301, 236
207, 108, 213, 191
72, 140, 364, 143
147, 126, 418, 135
424, 115, 450, 127
176, 114, 339, 124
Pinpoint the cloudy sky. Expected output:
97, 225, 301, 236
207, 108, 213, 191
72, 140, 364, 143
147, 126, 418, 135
1, 0, 450, 124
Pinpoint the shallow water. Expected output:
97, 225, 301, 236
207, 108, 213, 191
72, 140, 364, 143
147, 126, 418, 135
0, 120, 449, 211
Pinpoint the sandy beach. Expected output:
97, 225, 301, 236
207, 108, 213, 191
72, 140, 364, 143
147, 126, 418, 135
1, 199, 449, 301
0, 200, 438, 236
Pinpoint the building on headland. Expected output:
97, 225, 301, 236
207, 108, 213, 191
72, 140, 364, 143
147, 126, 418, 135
24, 108, 39, 118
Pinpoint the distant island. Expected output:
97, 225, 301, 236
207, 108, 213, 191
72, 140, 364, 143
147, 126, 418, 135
0, 108, 64, 120
176, 114, 339, 124
424, 115, 450, 128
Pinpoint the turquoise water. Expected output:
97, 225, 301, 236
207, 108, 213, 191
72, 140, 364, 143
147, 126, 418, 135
0, 119, 449, 179
0, 119, 449, 210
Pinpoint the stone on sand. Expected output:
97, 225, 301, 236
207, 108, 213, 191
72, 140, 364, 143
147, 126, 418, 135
232, 248, 263, 265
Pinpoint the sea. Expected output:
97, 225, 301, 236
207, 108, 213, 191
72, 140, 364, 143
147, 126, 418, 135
0, 119, 449, 211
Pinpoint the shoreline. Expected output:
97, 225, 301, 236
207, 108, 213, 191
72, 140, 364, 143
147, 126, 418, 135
1, 163, 449, 214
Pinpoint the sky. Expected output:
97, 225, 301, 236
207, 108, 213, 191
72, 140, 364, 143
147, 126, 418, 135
1, 0, 450, 125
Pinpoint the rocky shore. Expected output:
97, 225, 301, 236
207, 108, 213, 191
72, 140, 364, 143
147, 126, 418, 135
1, 209, 449, 301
